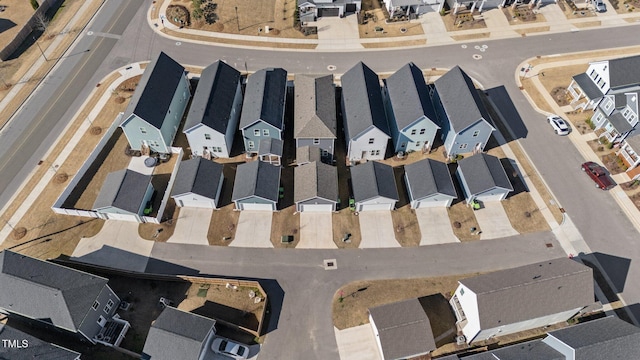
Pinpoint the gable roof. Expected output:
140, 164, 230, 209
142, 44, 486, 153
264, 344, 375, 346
294, 74, 337, 139
231, 161, 281, 202
459, 258, 594, 329
0, 324, 81, 360
368, 298, 436, 360
183, 60, 241, 134
296, 145, 322, 165
457, 153, 513, 196
122, 52, 186, 129
351, 161, 399, 202
294, 161, 338, 204
405, 158, 456, 200
434, 66, 492, 133
0, 250, 109, 332
93, 169, 152, 213
608, 55, 640, 90
142, 306, 215, 360
608, 110, 634, 134
624, 130, 640, 152
258, 138, 284, 157
239, 68, 288, 130
170, 158, 224, 200
546, 316, 640, 360
572, 72, 604, 100
463, 339, 563, 360
385, 62, 438, 131
341, 62, 390, 139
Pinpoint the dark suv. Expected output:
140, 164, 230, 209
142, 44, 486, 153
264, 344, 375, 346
581, 161, 615, 190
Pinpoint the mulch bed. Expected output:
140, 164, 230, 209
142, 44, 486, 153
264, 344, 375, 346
551, 87, 570, 106
601, 153, 627, 175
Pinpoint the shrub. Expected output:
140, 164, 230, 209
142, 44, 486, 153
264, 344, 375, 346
30, 0, 39, 10
585, 117, 595, 130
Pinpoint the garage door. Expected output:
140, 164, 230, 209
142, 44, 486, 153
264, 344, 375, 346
414, 199, 450, 209
319, 7, 340, 17
105, 213, 138, 222
345, 4, 357, 12
241, 203, 274, 211
475, 193, 505, 202
358, 203, 392, 211
177, 198, 215, 209
301, 204, 334, 212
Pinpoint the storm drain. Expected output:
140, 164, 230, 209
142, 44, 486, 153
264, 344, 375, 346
324, 259, 337, 270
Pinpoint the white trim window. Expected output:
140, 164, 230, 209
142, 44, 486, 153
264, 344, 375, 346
248, 141, 255, 149
459, 143, 468, 150
313, 138, 320, 145
472, 130, 480, 137
204, 134, 211, 140
104, 299, 114, 314
92, 301, 100, 311
262, 129, 270, 136
254, 129, 260, 137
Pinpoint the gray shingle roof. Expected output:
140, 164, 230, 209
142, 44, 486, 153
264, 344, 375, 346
369, 298, 436, 360
239, 68, 288, 130
296, 145, 322, 165
608, 55, 640, 90
457, 153, 513, 196
258, 138, 284, 157
385, 62, 438, 131
459, 258, 594, 329
183, 60, 241, 134
572, 72, 604, 100
351, 161, 399, 202
122, 52, 186, 130
0, 250, 109, 332
231, 161, 281, 202
294, 74, 337, 139
0, 324, 81, 360
170, 158, 224, 200
93, 169, 152, 213
608, 110, 634, 134
463, 339, 563, 360
142, 306, 215, 360
405, 158, 456, 200
341, 62, 390, 139
294, 161, 338, 204
624, 130, 640, 152
434, 66, 492, 133
546, 316, 640, 360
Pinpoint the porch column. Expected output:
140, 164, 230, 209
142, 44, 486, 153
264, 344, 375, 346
478, 0, 486, 12
470, 1, 477, 12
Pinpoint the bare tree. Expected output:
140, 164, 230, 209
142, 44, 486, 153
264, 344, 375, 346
32, 11, 50, 33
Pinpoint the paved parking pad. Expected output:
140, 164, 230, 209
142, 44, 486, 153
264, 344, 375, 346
358, 211, 400, 248
298, 212, 337, 249
168, 207, 212, 245
335, 325, 382, 360
416, 207, 460, 245
474, 202, 519, 240
230, 211, 274, 248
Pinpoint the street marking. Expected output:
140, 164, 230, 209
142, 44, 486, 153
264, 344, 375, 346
176, 41, 182, 46
327, 65, 337, 71
87, 31, 121, 40
473, 54, 482, 60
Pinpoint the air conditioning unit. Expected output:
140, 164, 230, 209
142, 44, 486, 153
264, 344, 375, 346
96, 334, 104, 341
456, 335, 467, 345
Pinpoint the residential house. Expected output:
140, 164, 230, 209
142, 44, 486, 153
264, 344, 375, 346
368, 298, 436, 360
617, 130, 640, 179
258, 138, 284, 166
456, 153, 513, 204
0, 250, 129, 346
170, 157, 224, 208
120, 52, 190, 155
351, 161, 399, 211
240, 68, 288, 154
341, 62, 391, 163
232, 161, 281, 211
404, 158, 456, 208
294, 161, 338, 212
590, 90, 639, 144
141, 306, 216, 360
294, 74, 337, 160
183, 60, 243, 159
0, 324, 82, 359
386, 0, 441, 19
383, 62, 439, 154
297, 0, 361, 22
457, 339, 564, 360
441, 0, 529, 14
449, 258, 595, 344
296, 145, 322, 166
92, 169, 155, 222
432, 66, 495, 158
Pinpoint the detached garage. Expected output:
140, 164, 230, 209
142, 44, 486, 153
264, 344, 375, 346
171, 158, 224, 209
405, 158, 457, 208
456, 153, 513, 204
295, 161, 338, 212
93, 169, 155, 223
232, 161, 281, 211
351, 161, 399, 212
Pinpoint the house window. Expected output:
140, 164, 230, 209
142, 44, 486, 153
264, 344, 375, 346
213, 147, 222, 153
104, 299, 114, 314
459, 143, 468, 150
321, 149, 329, 157
370, 150, 380, 156
248, 141, 255, 149
410, 129, 417, 135
460, 288, 465, 296
368, 138, 375, 144
472, 130, 480, 137
401, 143, 406, 148
605, 101, 613, 111
263, 129, 270, 136
313, 138, 320, 145
596, 113, 605, 122
623, 109, 631, 118
97, 316, 107, 327
92, 301, 99, 311
254, 129, 260, 137
600, 82, 607, 89
419, 129, 426, 135
140, 127, 147, 134
204, 134, 211, 140
590, 69, 595, 77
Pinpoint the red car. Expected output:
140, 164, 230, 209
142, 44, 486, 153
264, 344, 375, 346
581, 161, 615, 190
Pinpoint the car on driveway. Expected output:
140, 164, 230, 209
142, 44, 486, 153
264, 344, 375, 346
547, 114, 570, 135
581, 161, 615, 190
212, 337, 249, 359
593, 0, 606, 12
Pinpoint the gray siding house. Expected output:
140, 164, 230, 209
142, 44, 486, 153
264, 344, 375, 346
433, 66, 495, 158
120, 52, 190, 155
0, 324, 81, 360
92, 169, 155, 222
298, 0, 362, 21
456, 153, 513, 204
170, 158, 224, 209
342, 62, 391, 163
183, 61, 243, 159
294, 74, 337, 160
294, 161, 338, 212
384, 62, 440, 154
232, 161, 281, 211
404, 158, 456, 208
296, 145, 322, 166
351, 161, 399, 211
142, 306, 217, 360
240, 68, 288, 154
0, 250, 128, 346
258, 138, 284, 166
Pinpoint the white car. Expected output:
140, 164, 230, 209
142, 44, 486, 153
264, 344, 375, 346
593, 0, 606, 12
212, 337, 249, 359
547, 115, 570, 135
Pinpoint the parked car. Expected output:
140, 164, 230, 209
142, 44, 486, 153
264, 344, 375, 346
593, 0, 606, 12
211, 337, 249, 359
581, 161, 615, 190
547, 114, 570, 135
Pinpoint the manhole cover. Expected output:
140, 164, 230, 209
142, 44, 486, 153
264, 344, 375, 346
472, 54, 483, 60
327, 65, 337, 71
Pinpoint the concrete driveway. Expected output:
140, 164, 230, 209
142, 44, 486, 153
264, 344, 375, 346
230, 211, 274, 248
358, 211, 400, 248
415, 207, 460, 245
473, 202, 519, 240
298, 212, 337, 249
335, 325, 381, 360
312, 16, 362, 50
168, 207, 212, 245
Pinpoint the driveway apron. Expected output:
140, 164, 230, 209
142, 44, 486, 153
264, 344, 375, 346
358, 211, 400, 248
416, 207, 460, 245
298, 212, 337, 249
473, 202, 519, 240
167, 207, 212, 245
230, 211, 274, 248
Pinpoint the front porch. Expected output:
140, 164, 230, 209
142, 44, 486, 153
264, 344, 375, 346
94, 314, 130, 347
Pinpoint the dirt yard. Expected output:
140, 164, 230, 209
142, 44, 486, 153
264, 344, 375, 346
442, 11, 487, 32
270, 206, 301, 248
447, 200, 481, 241
358, 0, 425, 39
0, 0, 35, 49
502, 5, 546, 25
390, 166, 421, 246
